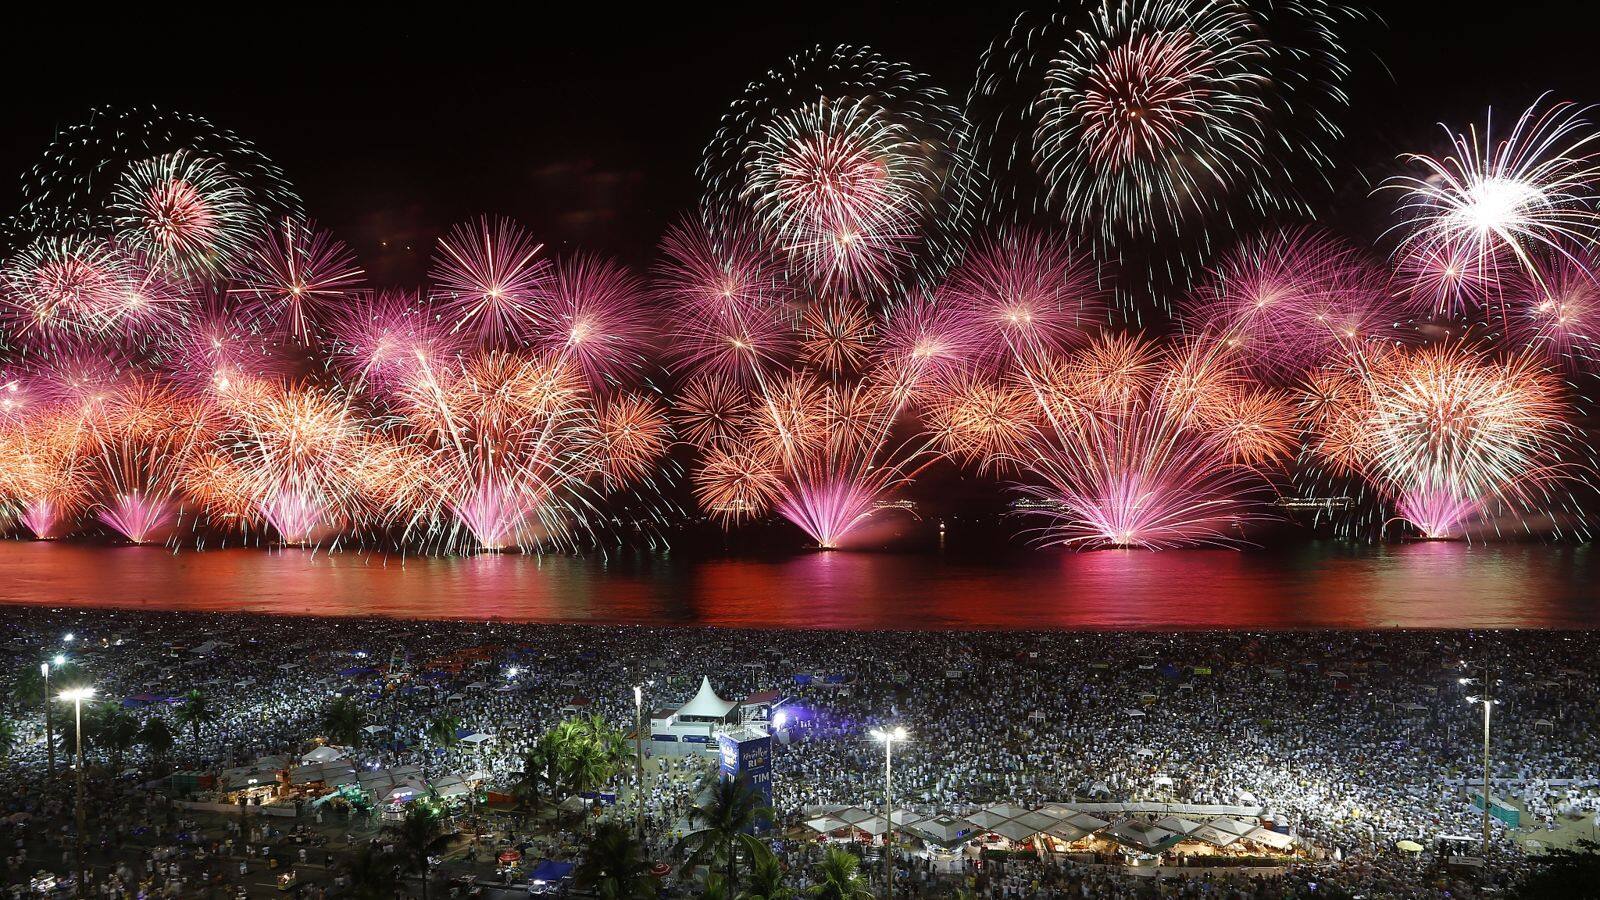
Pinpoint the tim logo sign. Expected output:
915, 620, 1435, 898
717, 732, 774, 833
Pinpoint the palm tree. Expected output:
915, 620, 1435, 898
140, 716, 175, 768
806, 848, 871, 900
175, 690, 216, 745
0, 718, 16, 759
424, 714, 460, 775
514, 733, 564, 819
344, 844, 403, 899
386, 801, 451, 900
700, 873, 731, 900
674, 775, 773, 892
322, 697, 367, 748
92, 705, 141, 770
575, 822, 659, 900
739, 835, 793, 900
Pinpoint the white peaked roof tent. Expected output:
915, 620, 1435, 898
677, 676, 738, 719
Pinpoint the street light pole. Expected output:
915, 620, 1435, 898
61, 687, 94, 895
870, 727, 907, 900
41, 662, 54, 777
634, 684, 646, 844
1481, 666, 1493, 860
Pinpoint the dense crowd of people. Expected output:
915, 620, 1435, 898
1, 608, 1596, 897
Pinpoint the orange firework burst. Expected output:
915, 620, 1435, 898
1300, 344, 1578, 538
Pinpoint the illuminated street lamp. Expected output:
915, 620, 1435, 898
869, 726, 908, 900
59, 686, 95, 892
1465, 691, 1499, 859
633, 680, 654, 843
41, 660, 56, 776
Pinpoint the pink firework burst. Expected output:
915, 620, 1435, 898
429, 216, 551, 347
97, 250, 192, 337
1394, 236, 1511, 319
230, 218, 365, 344
654, 219, 796, 384
1182, 228, 1402, 381
1, 235, 127, 337
157, 296, 288, 403
1016, 393, 1273, 550
537, 255, 653, 388
745, 98, 931, 296
1511, 251, 1600, 370
940, 231, 1106, 369
327, 290, 464, 395
108, 150, 262, 278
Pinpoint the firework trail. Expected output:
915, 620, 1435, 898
700, 45, 978, 299
83, 378, 214, 543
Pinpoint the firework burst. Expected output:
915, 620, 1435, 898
661, 224, 950, 546
970, 0, 1359, 263
1386, 96, 1600, 304
230, 218, 365, 344
700, 45, 977, 298
1181, 228, 1406, 380
1300, 344, 1581, 538
109, 150, 263, 278
429, 216, 552, 347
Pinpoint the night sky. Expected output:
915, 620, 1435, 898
3, 1, 1598, 283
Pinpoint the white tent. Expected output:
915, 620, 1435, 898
985, 803, 1033, 821
909, 816, 975, 845
1043, 822, 1091, 842
1124, 709, 1147, 718
834, 807, 877, 825
1192, 824, 1242, 847
1155, 816, 1203, 836
1245, 827, 1295, 851
1104, 819, 1179, 852
853, 816, 889, 837
301, 745, 346, 765
1064, 812, 1110, 832
1014, 810, 1063, 833
1209, 817, 1257, 838
805, 816, 849, 834
677, 676, 737, 719
890, 809, 927, 826
989, 819, 1039, 842
289, 761, 358, 787
460, 732, 494, 745
967, 809, 1013, 829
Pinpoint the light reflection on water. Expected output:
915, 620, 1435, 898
0, 539, 1593, 629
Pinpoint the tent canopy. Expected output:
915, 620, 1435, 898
676, 676, 737, 719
